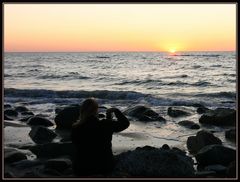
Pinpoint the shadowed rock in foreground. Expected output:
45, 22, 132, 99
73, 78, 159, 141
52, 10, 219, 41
111, 145, 195, 177
199, 108, 236, 126
27, 116, 54, 127
195, 145, 236, 167
29, 126, 57, 144
28, 142, 74, 158
187, 130, 222, 154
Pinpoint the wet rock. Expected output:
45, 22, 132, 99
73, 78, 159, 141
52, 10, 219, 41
195, 145, 236, 167
4, 104, 12, 109
21, 111, 34, 116
197, 106, 210, 114
139, 115, 166, 122
112, 146, 195, 177
4, 115, 13, 120
4, 149, 27, 163
123, 105, 165, 122
15, 106, 29, 112
45, 158, 72, 172
55, 104, 76, 114
29, 142, 74, 158
55, 105, 81, 129
161, 144, 170, 150
178, 120, 200, 129
27, 116, 54, 127
225, 128, 236, 141
4, 109, 18, 117
199, 108, 236, 126
167, 107, 191, 117
226, 161, 236, 178
187, 130, 222, 154
29, 126, 57, 144
192, 103, 204, 107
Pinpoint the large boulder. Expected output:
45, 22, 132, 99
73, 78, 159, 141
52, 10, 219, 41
225, 128, 236, 141
55, 106, 81, 129
29, 142, 74, 158
196, 106, 210, 114
29, 126, 57, 144
199, 108, 236, 126
178, 120, 200, 129
21, 111, 34, 116
195, 145, 236, 167
27, 116, 54, 127
4, 104, 12, 109
123, 105, 165, 122
4, 109, 18, 117
112, 146, 195, 177
187, 130, 222, 153
167, 107, 191, 117
4, 115, 13, 120
15, 106, 29, 113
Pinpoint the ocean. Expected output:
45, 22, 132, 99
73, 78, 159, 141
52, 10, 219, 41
4, 52, 237, 152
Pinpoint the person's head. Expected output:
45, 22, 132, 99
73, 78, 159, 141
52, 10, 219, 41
80, 98, 98, 118
73, 98, 98, 126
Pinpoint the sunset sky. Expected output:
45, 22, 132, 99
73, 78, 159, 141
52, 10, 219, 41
4, 4, 236, 52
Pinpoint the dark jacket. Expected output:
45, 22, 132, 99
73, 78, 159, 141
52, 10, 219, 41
71, 109, 129, 176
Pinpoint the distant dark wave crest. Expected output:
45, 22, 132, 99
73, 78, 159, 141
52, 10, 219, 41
4, 88, 236, 108
4, 88, 149, 100
194, 92, 236, 99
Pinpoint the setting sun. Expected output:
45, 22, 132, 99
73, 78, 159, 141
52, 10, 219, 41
169, 49, 176, 53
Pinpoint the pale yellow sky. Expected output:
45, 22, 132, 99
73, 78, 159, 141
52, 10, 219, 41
4, 4, 236, 52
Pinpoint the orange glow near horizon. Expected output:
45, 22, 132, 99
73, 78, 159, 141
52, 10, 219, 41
4, 4, 236, 52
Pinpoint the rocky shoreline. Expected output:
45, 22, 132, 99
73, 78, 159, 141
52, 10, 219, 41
4, 103, 236, 178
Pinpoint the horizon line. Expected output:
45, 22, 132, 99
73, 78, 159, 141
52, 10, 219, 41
4, 50, 236, 53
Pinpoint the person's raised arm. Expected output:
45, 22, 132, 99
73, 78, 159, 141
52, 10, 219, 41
106, 108, 130, 133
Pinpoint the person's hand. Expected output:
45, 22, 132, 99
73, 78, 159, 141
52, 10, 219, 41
106, 108, 119, 113
106, 108, 119, 119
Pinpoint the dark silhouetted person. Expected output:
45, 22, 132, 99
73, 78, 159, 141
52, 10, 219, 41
71, 98, 130, 177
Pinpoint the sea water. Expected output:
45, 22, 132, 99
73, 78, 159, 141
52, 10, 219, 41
4, 52, 237, 152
